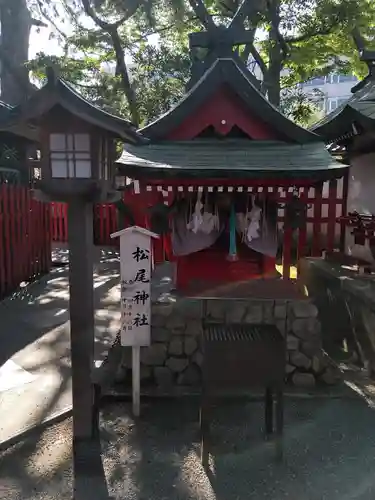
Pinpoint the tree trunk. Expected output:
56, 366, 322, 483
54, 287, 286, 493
110, 28, 140, 127
0, 0, 32, 104
266, 51, 282, 107
264, 0, 283, 107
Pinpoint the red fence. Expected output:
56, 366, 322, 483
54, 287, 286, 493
0, 185, 51, 299
50, 176, 348, 279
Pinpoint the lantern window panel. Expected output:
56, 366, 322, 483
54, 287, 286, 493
49, 133, 91, 153
49, 133, 92, 178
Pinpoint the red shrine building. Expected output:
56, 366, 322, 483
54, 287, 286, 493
117, 29, 347, 291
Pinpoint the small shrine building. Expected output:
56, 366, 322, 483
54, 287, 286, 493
312, 46, 375, 263
117, 30, 347, 290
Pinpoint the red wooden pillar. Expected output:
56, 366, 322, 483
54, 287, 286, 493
282, 191, 292, 280
312, 183, 323, 256
326, 179, 338, 253
296, 187, 308, 274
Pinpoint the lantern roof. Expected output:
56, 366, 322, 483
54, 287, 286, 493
0, 67, 145, 144
117, 139, 345, 181
141, 57, 321, 144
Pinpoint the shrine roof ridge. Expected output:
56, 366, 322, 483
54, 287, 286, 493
140, 57, 321, 144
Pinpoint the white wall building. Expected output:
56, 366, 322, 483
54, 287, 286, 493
299, 74, 359, 114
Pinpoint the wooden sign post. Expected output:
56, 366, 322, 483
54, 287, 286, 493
111, 226, 159, 416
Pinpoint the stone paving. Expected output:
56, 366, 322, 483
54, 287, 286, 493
0, 248, 121, 446
1, 396, 375, 499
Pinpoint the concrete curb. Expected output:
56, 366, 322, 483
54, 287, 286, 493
0, 405, 72, 452
101, 386, 359, 402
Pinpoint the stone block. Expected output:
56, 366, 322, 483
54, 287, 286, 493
301, 337, 321, 357
290, 351, 311, 370
184, 337, 198, 356
185, 320, 202, 336
140, 365, 152, 380
180, 300, 202, 319
151, 313, 168, 327
152, 327, 171, 342
153, 303, 174, 317
192, 351, 204, 367
169, 338, 184, 356
320, 366, 341, 385
263, 301, 274, 323
311, 356, 323, 374
292, 301, 318, 319
286, 363, 295, 374
244, 304, 263, 323
166, 357, 189, 373
177, 364, 201, 385
141, 344, 167, 366
226, 303, 247, 323
154, 366, 174, 388
286, 335, 299, 351
292, 318, 321, 340
207, 301, 226, 321
275, 320, 286, 336
292, 372, 316, 388
274, 303, 287, 319
166, 315, 186, 332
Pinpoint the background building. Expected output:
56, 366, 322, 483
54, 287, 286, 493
298, 74, 358, 114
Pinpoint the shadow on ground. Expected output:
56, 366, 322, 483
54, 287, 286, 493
100, 396, 375, 500
2, 395, 375, 499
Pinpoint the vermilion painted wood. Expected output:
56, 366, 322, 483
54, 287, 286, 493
312, 184, 323, 256
297, 187, 308, 273
0, 186, 51, 299
20, 187, 27, 280
15, 185, 22, 284
168, 86, 281, 141
281, 192, 293, 280
4, 187, 14, 290
340, 170, 349, 252
327, 179, 338, 252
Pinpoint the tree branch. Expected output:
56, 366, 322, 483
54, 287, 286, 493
187, 0, 216, 30
79, 0, 141, 125
229, 0, 262, 30
285, 26, 334, 44
352, 27, 366, 52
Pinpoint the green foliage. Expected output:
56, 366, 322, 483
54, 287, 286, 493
22, 0, 375, 126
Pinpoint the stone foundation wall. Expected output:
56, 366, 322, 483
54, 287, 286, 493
117, 297, 340, 390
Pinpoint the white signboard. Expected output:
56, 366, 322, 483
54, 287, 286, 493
111, 226, 159, 347
111, 226, 159, 417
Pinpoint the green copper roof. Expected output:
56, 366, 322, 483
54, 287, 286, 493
117, 139, 347, 180
311, 76, 375, 141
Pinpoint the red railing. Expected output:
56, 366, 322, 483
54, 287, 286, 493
50, 176, 348, 279
0, 185, 51, 299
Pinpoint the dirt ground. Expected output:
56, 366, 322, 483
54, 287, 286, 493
1, 395, 375, 500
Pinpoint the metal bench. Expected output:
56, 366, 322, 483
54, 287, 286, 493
200, 322, 285, 467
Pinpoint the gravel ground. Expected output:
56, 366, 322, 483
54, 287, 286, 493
1, 397, 375, 499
